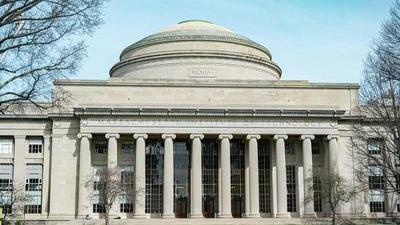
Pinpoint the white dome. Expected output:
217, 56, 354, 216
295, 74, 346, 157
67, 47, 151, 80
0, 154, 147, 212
110, 20, 282, 80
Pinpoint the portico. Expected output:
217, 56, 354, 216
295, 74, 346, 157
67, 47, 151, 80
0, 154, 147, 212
75, 109, 341, 219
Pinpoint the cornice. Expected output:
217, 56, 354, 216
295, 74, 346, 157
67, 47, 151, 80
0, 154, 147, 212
120, 34, 272, 59
74, 107, 346, 118
109, 51, 281, 78
54, 79, 360, 90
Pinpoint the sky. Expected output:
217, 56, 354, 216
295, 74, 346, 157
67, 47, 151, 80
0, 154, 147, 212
77, 0, 395, 83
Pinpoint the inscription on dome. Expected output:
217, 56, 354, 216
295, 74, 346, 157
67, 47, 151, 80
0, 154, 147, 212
188, 67, 216, 78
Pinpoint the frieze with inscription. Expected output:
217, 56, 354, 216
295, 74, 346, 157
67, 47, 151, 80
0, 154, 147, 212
80, 117, 338, 129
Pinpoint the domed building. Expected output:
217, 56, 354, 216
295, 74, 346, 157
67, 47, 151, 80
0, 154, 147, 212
1, 20, 390, 224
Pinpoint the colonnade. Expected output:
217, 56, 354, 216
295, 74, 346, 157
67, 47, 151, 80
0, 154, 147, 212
76, 133, 339, 218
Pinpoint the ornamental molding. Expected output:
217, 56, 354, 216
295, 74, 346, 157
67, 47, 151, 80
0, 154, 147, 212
110, 51, 282, 78
120, 34, 271, 59
74, 107, 345, 119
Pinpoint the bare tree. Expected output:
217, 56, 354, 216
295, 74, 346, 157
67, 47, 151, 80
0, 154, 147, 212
0, 182, 29, 225
87, 166, 125, 225
304, 172, 354, 225
352, 0, 400, 195
0, 0, 107, 114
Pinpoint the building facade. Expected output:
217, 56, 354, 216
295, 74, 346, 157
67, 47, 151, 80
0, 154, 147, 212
0, 20, 394, 223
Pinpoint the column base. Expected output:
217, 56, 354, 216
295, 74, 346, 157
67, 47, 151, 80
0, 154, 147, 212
247, 213, 261, 218
190, 213, 203, 218
162, 213, 175, 219
133, 213, 147, 219
303, 212, 317, 218
218, 213, 233, 218
276, 213, 290, 218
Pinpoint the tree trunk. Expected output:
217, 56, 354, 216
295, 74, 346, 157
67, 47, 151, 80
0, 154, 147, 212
105, 206, 110, 225
332, 209, 336, 225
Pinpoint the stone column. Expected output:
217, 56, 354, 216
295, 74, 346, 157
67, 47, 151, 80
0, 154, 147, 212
327, 135, 339, 175
42, 135, 51, 217
13, 135, 25, 216
106, 133, 120, 217
300, 135, 316, 218
274, 134, 289, 218
218, 134, 233, 218
162, 133, 176, 218
77, 133, 92, 218
133, 133, 147, 218
105, 133, 120, 168
246, 134, 261, 218
190, 134, 204, 218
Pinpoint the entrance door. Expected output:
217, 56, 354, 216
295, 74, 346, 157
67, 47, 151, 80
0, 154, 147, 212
232, 196, 242, 218
203, 196, 215, 218
175, 197, 188, 218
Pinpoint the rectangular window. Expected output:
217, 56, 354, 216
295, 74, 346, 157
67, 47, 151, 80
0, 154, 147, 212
120, 166, 134, 213
121, 142, 135, 154
368, 164, 385, 212
285, 141, 295, 155
286, 165, 296, 212
313, 166, 322, 212
95, 142, 108, 154
93, 165, 106, 213
368, 139, 382, 155
120, 203, 133, 213
258, 139, 271, 213
369, 190, 385, 212
25, 164, 42, 214
0, 138, 13, 154
0, 164, 13, 213
28, 137, 43, 153
311, 140, 320, 155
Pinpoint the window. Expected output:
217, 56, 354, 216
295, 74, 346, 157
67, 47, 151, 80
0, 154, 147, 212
120, 166, 134, 213
368, 165, 385, 212
173, 141, 190, 214
286, 165, 296, 212
0, 139, 13, 154
95, 142, 108, 154
120, 203, 133, 213
313, 166, 322, 212
231, 139, 245, 216
368, 139, 382, 155
28, 137, 43, 153
202, 139, 219, 215
258, 139, 271, 213
0, 164, 13, 213
145, 139, 164, 214
369, 190, 385, 212
122, 142, 135, 154
93, 165, 106, 213
25, 164, 42, 214
312, 140, 320, 155
285, 141, 295, 154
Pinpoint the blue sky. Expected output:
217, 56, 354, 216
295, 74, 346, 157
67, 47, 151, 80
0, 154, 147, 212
77, 0, 394, 83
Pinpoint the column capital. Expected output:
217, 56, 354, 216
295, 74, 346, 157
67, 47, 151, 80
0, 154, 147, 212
190, 134, 204, 140
162, 133, 176, 140
274, 134, 288, 140
246, 134, 261, 140
327, 134, 339, 140
300, 135, 315, 140
77, 133, 92, 139
133, 133, 148, 139
218, 134, 233, 140
105, 133, 120, 139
